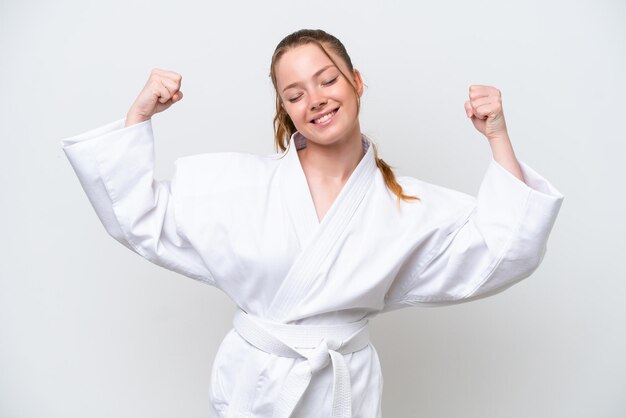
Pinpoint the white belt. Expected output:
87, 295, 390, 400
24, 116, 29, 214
230, 308, 371, 418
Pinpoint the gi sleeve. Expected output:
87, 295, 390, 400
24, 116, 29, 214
384, 158, 564, 309
61, 118, 215, 285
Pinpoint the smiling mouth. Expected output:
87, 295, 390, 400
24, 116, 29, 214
311, 108, 339, 124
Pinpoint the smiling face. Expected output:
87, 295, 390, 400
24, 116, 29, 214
275, 43, 363, 148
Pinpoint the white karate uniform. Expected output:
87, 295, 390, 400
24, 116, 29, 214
61, 117, 564, 417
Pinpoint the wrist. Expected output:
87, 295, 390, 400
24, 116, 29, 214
486, 131, 510, 143
125, 114, 150, 128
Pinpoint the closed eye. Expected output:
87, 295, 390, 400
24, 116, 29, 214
286, 76, 338, 102
288, 94, 303, 103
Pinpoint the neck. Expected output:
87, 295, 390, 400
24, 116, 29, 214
297, 127, 365, 182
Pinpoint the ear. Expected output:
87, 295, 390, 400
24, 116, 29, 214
353, 68, 364, 97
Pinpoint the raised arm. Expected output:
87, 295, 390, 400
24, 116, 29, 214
465, 84, 524, 182
383, 86, 564, 310
61, 69, 214, 285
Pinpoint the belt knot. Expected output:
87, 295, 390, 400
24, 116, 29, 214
229, 309, 370, 418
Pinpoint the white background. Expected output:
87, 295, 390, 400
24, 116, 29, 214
1, 0, 624, 417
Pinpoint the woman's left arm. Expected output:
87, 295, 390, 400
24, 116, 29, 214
465, 85, 524, 182
382, 86, 564, 311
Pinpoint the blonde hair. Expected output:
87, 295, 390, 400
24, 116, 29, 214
269, 29, 420, 206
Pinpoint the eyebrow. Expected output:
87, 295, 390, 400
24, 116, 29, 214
281, 64, 337, 93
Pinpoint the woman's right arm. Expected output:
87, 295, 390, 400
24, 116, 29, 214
60, 69, 215, 285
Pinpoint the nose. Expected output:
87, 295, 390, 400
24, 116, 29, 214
309, 89, 327, 111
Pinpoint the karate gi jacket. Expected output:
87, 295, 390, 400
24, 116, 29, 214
61, 117, 564, 418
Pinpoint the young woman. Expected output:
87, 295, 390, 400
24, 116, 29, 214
62, 29, 564, 418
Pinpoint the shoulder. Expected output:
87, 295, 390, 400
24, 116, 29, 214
394, 174, 477, 220
174, 150, 282, 173
396, 175, 473, 201
172, 150, 282, 196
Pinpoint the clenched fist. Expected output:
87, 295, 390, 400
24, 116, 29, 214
125, 68, 184, 127
464, 85, 509, 141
